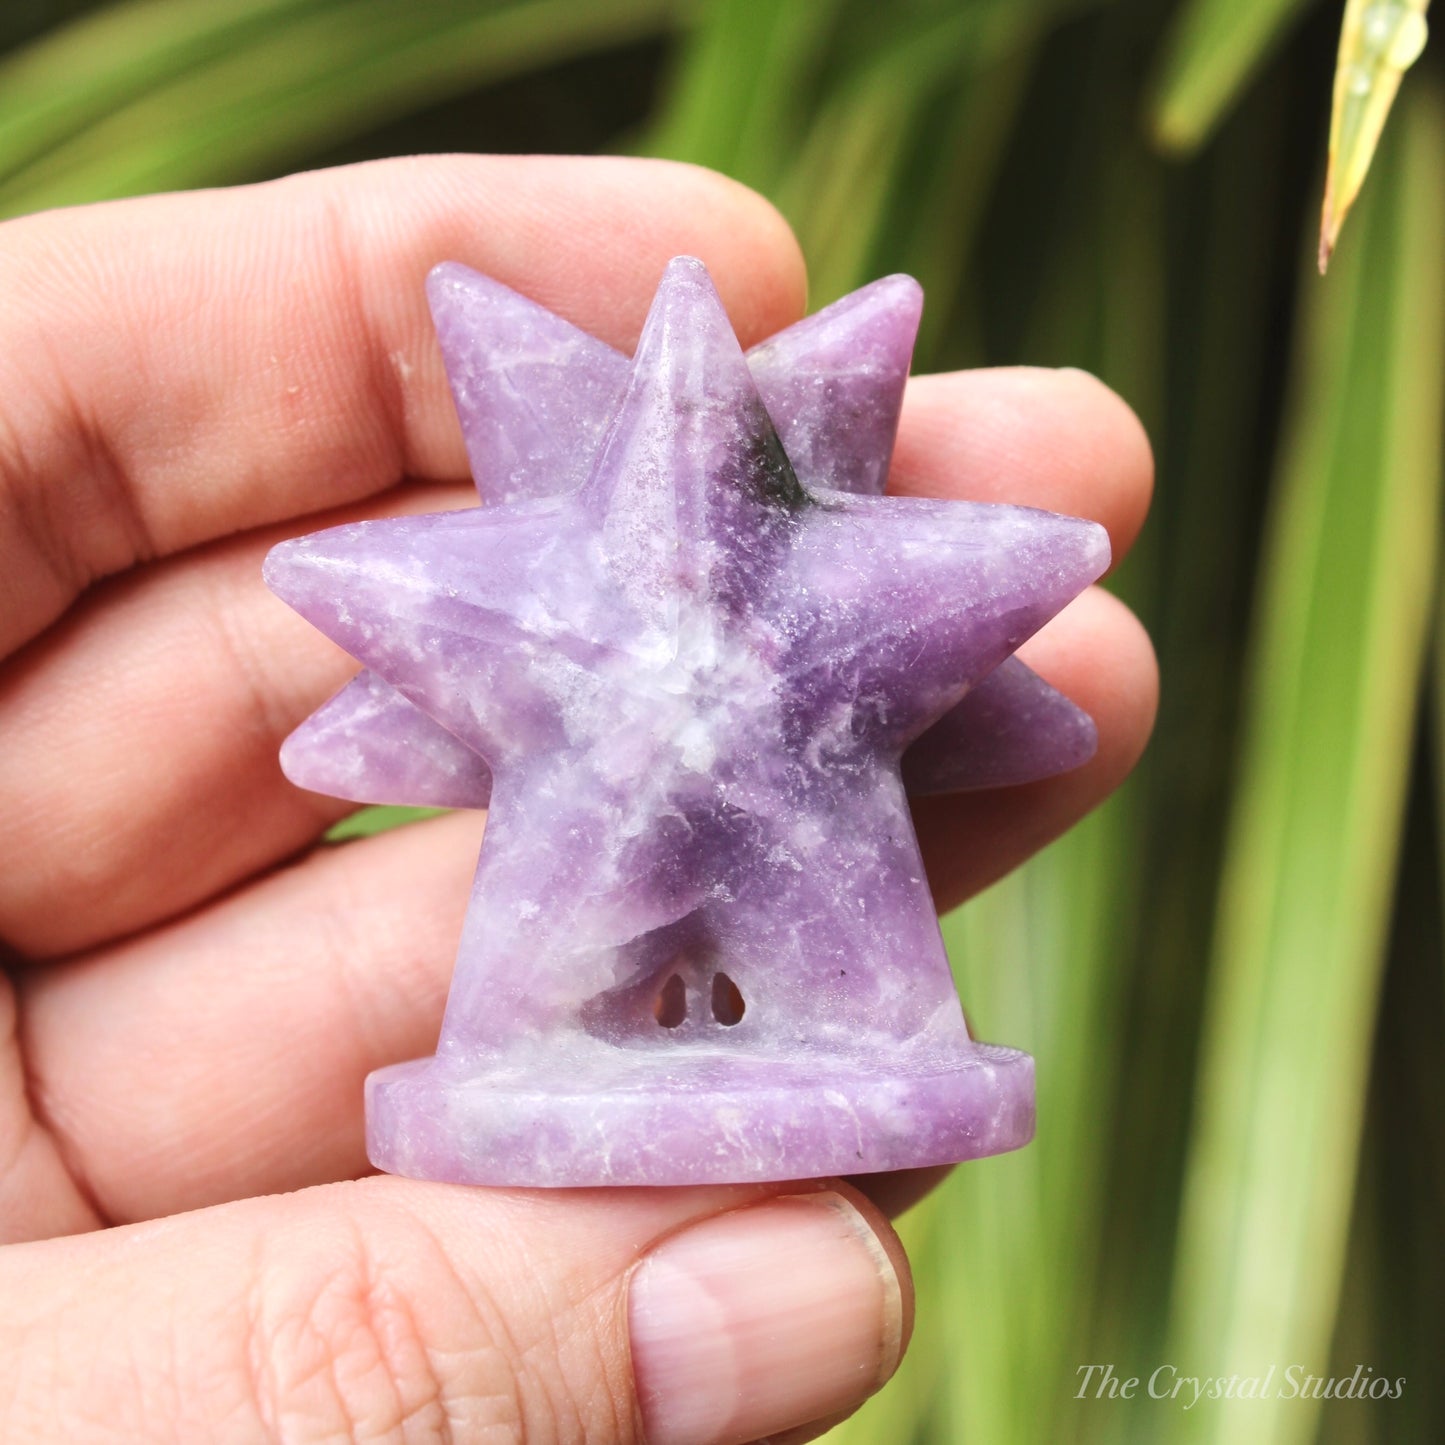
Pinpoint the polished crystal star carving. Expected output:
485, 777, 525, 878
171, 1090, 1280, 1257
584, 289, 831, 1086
279, 264, 1098, 809
265, 258, 1110, 1185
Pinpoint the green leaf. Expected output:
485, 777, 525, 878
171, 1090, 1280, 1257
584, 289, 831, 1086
1166, 73, 1445, 1445
1320, 0, 1432, 270
0, 0, 321, 183
325, 805, 447, 842
0, 0, 678, 217
1147, 0, 1317, 154
863, 42, 1037, 366
935, 820, 1145, 1444
774, 2, 1065, 306
640, 0, 846, 193
1093, 80, 1294, 1417
1437, 591, 1445, 953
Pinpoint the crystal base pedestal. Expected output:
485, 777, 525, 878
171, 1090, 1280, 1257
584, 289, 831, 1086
367, 1043, 1035, 1187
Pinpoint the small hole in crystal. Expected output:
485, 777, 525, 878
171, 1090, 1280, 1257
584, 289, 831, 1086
711, 972, 745, 1026
654, 973, 687, 1028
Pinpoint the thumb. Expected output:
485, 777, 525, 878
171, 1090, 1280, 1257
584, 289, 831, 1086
2, 1176, 911, 1444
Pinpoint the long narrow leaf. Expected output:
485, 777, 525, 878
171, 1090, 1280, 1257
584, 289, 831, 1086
0, 0, 320, 182
1320, 0, 1431, 270
640, 0, 844, 194
1094, 81, 1292, 1435
1167, 74, 1445, 1445
1437, 582, 1445, 955
775, 3, 1063, 306
878, 44, 1037, 367
1148, 0, 1316, 153
325, 805, 446, 843
0, 0, 677, 218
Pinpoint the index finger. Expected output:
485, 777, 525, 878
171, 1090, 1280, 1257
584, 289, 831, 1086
0, 154, 807, 657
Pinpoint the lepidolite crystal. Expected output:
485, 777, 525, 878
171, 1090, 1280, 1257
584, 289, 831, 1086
265, 257, 1109, 1185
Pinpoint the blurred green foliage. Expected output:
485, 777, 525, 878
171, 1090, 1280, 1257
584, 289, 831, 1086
3, 2, 1441, 1442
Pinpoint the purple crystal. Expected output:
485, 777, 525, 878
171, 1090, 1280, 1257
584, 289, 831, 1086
265, 258, 1109, 1185
279, 264, 1096, 810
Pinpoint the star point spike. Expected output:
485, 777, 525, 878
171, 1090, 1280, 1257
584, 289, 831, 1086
425, 260, 620, 503
776, 493, 1108, 750
748, 272, 922, 496
583, 256, 809, 620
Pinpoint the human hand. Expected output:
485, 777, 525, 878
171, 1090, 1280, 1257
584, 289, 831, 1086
0, 156, 1155, 1442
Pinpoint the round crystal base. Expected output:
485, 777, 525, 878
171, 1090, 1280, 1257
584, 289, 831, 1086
367, 1042, 1035, 1187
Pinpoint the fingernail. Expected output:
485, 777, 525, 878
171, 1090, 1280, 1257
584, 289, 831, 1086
628, 1190, 905, 1445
